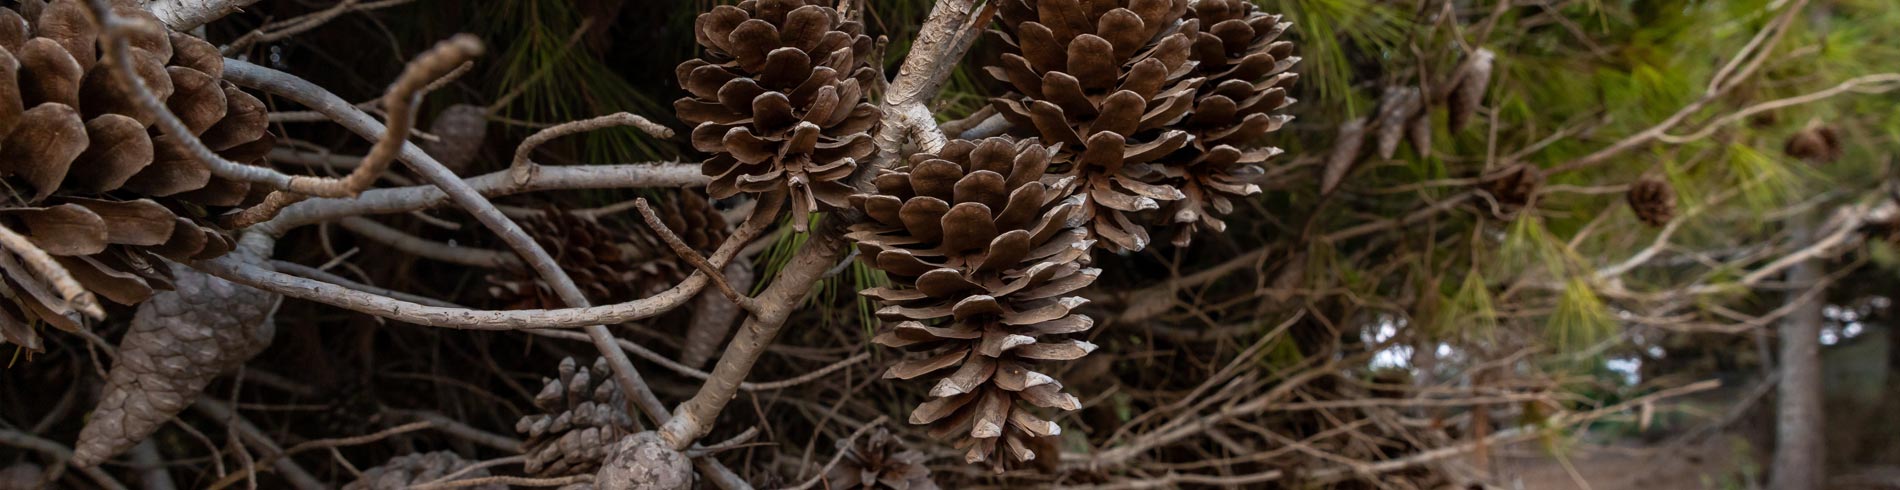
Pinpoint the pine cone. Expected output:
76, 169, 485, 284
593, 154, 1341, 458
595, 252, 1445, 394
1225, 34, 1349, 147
1478, 163, 1541, 215
848, 137, 1096, 470
1627, 178, 1675, 227
420, 104, 488, 173
826, 428, 939, 490
517, 357, 639, 477
344, 451, 504, 490
74, 263, 276, 466
988, 0, 1202, 253
0, 463, 41, 490
1785, 124, 1842, 164
676, 0, 878, 230
661, 190, 730, 253
0, 1, 271, 349
1154, 0, 1298, 246
1447, 49, 1495, 132
485, 208, 682, 309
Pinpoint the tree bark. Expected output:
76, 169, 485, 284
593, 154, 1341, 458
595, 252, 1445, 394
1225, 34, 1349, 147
1771, 218, 1826, 490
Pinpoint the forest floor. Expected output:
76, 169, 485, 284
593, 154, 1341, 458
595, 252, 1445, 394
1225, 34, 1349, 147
1497, 437, 1754, 490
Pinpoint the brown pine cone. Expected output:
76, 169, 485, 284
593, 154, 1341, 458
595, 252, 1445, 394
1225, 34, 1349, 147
676, 0, 878, 230
988, 0, 1202, 252
1627, 178, 1676, 227
344, 451, 504, 490
1784, 124, 1842, 164
74, 264, 276, 466
1153, 0, 1300, 246
849, 137, 1095, 470
485, 208, 683, 309
517, 357, 639, 477
1478, 163, 1542, 216
826, 428, 939, 490
0, 0, 271, 349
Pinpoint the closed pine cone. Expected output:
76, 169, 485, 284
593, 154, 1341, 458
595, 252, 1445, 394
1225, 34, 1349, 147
0, 0, 272, 350
676, 0, 878, 231
1627, 178, 1676, 227
988, 0, 1202, 253
344, 451, 503, 490
517, 357, 639, 477
1155, 0, 1298, 246
826, 428, 939, 490
848, 137, 1097, 470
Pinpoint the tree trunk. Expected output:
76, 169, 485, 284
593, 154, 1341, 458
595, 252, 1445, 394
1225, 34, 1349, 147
1771, 219, 1826, 490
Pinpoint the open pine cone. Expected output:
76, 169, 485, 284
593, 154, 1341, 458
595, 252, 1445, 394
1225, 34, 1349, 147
676, 0, 878, 230
517, 357, 639, 477
486, 192, 727, 309
1478, 162, 1541, 216
1785, 123, 1842, 164
988, 0, 1207, 253
1627, 178, 1676, 227
848, 137, 1097, 470
826, 428, 939, 490
1154, 0, 1298, 246
0, 0, 272, 350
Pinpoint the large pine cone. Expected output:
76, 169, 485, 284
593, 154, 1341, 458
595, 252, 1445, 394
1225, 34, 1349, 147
1627, 178, 1676, 227
517, 357, 639, 477
344, 451, 504, 490
0, 0, 272, 349
988, 0, 1203, 253
848, 137, 1097, 470
1154, 0, 1297, 246
74, 264, 276, 466
826, 428, 939, 490
676, 0, 878, 230
485, 192, 727, 309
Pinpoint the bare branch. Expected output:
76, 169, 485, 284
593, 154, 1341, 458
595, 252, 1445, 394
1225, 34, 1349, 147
337, 217, 521, 269
658, 224, 850, 450
511, 112, 675, 185
633, 198, 758, 315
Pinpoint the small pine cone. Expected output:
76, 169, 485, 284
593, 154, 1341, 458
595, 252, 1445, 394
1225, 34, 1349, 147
1478, 163, 1541, 215
485, 209, 682, 309
0, 463, 41, 490
74, 264, 276, 466
676, 0, 879, 230
1627, 178, 1676, 227
1447, 49, 1495, 132
420, 104, 488, 173
517, 357, 639, 477
344, 451, 504, 490
988, 0, 1204, 252
1784, 124, 1842, 164
0, 1, 271, 347
848, 137, 1096, 470
826, 428, 939, 490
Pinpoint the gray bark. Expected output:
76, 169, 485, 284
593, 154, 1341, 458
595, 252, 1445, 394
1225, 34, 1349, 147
1771, 218, 1826, 490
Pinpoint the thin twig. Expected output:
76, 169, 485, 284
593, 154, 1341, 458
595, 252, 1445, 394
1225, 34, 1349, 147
784, 416, 890, 490
634, 198, 758, 315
